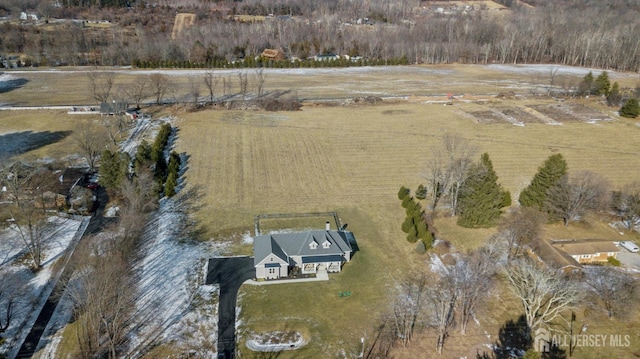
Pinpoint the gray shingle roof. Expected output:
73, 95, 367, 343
254, 230, 353, 266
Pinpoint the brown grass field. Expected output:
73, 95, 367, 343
3, 64, 640, 358
174, 98, 640, 357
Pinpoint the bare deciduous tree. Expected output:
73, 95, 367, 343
0, 161, 56, 269
203, 71, 219, 103
392, 270, 429, 347
504, 258, 582, 333
545, 170, 609, 226
424, 134, 477, 214
611, 182, 640, 230
123, 77, 149, 108
68, 240, 136, 359
455, 248, 497, 335
498, 207, 546, 259
189, 77, 200, 106
238, 71, 249, 99
428, 270, 457, 354
87, 72, 115, 104
73, 120, 110, 171
586, 267, 638, 319
149, 73, 169, 105
254, 67, 266, 97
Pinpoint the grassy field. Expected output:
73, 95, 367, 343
0, 110, 98, 161
174, 94, 640, 357
3, 64, 638, 106
4, 64, 640, 357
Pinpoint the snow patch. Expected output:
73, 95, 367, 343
242, 231, 254, 244
105, 205, 119, 217
0, 216, 87, 358
127, 197, 223, 356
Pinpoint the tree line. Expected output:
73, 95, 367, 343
1, 0, 639, 72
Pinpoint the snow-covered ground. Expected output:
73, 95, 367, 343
0, 216, 88, 358
128, 197, 222, 356
246, 331, 306, 352
486, 64, 628, 78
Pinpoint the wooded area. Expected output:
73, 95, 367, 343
0, 0, 639, 71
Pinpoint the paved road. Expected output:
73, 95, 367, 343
15, 187, 109, 359
206, 256, 255, 359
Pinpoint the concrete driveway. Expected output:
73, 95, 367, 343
617, 251, 640, 270
206, 256, 255, 359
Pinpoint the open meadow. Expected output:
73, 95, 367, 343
175, 96, 640, 357
3, 64, 640, 357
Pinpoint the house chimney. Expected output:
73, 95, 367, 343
325, 221, 330, 231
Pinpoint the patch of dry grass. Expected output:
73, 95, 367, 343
0, 110, 95, 161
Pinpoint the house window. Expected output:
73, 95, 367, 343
268, 268, 277, 274
322, 241, 331, 249
582, 255, 591, 259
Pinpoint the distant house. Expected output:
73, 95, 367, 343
551, 239, 619, 264
253, 226, 354, 280
313, 54, 340, 61
532, 239, 582, 273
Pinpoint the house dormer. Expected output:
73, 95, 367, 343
322, 240, 331, 249
309, 240, 318, 249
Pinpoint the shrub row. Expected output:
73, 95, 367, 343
131, 56, 410, 70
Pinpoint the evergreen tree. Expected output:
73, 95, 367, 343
134, 140, 152, 173
398, 188, 433, 249
519, 154, 568, 209
99, 150, 130, 191
164, 172, 178, 197
415, 184, 427, 200
457, 153, 509, 228
398, 186, 410, 200
579, 71, 595, 95
595, 71, 611, 96
607, 82, 622, 106
620, 98, 639, 118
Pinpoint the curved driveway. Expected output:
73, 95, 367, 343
206, 256, 255, 359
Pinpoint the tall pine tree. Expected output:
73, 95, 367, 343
457, 153, 510, 228
595, 71, 611, 96
519, 154, 568, 209
99, 150, 131, 192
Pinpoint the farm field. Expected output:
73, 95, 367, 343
177, 99, 640, 237
175, 98, 640, 357
3, 64, 640, 357
2, 64, 638, 106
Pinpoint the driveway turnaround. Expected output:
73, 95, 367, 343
206, 256, 255, 359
